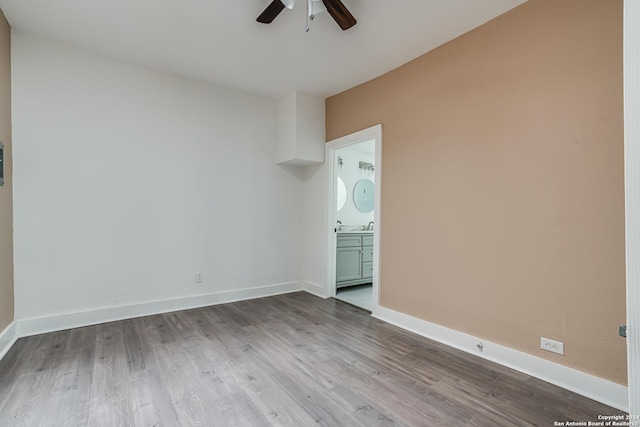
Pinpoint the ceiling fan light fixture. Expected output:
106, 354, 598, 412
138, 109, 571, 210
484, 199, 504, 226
308, 0, 327, 17
257, 0, 356, 30
281, 0, 295, 9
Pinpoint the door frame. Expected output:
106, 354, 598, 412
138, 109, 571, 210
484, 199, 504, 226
325, 124, 382, 315
624, 0, 639, 414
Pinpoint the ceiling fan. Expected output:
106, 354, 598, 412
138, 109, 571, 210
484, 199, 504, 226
257, 0, 357, 31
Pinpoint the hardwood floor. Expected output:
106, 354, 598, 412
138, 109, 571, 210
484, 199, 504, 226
0, 292, 624, 426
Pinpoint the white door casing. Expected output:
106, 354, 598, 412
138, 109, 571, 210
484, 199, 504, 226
325, 124, 382, 315
625, 0, 640, 415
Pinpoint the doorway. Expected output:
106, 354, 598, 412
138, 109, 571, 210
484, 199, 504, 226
325, 125, 382, 314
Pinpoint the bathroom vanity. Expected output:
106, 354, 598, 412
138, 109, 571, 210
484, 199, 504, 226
336, 232, 374, 288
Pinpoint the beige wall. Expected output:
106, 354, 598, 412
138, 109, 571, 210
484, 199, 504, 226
326, 0, 626, 384
0, 9, 12, 332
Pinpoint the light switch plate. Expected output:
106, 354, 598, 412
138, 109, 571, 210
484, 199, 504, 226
0, 142, 4, 186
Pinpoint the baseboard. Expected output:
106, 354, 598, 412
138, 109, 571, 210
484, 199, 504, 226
302, 281, 328, 298
373, 306, 629, 412
0, 321, 18, 362
17, 281, 303, 337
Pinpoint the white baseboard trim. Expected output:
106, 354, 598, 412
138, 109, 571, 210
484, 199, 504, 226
0, 321, 18, 362
17, 281, 303, 338
302, 281, 328, 298
373, 306, 629, 412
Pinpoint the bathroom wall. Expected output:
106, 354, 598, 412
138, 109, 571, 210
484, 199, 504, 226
326, 0, 626, 384
336, 139, 375, 227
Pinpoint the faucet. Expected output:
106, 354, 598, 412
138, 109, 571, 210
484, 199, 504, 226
337, 220, 343, 231
367, 221, 374, 231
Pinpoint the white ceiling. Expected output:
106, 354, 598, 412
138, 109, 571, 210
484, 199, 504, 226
0, 0, 526, 100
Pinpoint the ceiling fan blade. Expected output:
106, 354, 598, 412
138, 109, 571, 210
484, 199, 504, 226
321, 0, 356, 30
257, 0, 286, 24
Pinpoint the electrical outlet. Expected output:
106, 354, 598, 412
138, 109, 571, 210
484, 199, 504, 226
540, 337, 564, 355
196, 272, 203, 283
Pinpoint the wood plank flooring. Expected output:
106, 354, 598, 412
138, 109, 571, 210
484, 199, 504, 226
0, 292, 625, 426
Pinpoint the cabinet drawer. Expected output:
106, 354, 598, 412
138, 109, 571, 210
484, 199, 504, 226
362, 262, 373, 279
337, 235, 362, 247
362, 246, 374, 262
362, 235, 374, 246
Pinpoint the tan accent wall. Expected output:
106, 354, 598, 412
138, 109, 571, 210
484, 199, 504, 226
326, 0, 626, 384
0, 9, 12, 332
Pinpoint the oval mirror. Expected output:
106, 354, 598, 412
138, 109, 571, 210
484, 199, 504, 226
353, 179, 374, 213
336, 177, 347, 212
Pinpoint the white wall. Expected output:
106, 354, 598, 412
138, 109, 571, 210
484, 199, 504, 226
336, 139, 375, 226
302, 163, 327, 294
12, 34, 304, 320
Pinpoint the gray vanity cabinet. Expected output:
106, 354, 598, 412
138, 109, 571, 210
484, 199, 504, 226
336, 233, 374, 288
336, 247, 362, 283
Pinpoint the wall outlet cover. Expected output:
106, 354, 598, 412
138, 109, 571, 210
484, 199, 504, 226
540, 337, 564, 355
